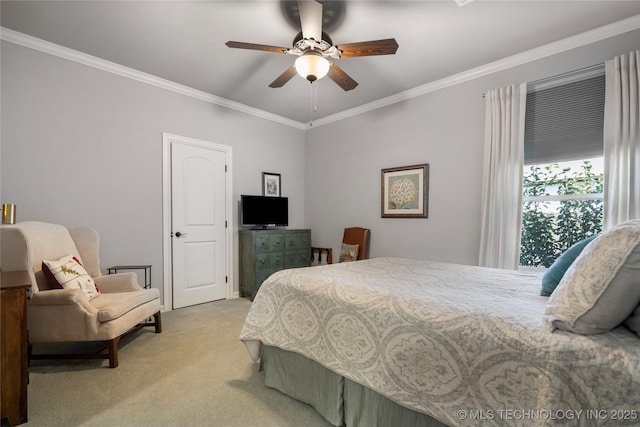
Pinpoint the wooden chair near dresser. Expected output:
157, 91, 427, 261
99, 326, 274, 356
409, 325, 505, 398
311, 227, 371, 264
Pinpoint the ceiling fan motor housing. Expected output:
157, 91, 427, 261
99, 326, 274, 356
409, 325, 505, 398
293, 31, 333, 48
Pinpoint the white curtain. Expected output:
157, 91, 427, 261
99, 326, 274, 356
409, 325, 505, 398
479, 83, 527, 269
603, 50, 640, 229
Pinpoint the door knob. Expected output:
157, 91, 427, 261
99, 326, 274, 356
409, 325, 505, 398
175, 231, 188, 237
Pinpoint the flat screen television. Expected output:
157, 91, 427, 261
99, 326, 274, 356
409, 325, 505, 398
241, 195, 288, 228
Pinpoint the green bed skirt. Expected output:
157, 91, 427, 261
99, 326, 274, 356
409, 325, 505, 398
261, 345, 448, 427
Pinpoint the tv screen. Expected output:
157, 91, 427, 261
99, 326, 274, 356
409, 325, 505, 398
241, 195, 288, 227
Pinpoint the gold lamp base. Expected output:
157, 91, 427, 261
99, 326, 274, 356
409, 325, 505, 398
2, 204, 16, 224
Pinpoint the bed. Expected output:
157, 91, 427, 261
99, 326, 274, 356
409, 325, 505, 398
240, 225, 640, 427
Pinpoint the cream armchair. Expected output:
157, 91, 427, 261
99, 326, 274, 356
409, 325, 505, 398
0, 221, 161, 368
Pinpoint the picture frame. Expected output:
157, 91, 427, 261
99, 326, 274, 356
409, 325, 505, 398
381, 163, 429, 218
262, 172, 281, 197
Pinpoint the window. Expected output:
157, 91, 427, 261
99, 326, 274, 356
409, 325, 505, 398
520, 158, 603, 267
519, 70, 605, 268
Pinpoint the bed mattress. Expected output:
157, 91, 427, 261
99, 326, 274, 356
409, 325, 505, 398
241, 257, 640, 426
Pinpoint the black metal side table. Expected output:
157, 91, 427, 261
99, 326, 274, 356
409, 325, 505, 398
107, 265, 151, 289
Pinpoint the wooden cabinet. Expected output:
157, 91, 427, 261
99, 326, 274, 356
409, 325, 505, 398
1, 270, 31, 426
240, 229, 311, 300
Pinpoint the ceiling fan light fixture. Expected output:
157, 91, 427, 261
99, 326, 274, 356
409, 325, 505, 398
295, 51, 330, 82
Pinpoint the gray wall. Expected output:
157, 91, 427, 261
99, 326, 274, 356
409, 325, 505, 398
0, 41, 306, 302
2, 28, 637, 304
305, 30, 640, 266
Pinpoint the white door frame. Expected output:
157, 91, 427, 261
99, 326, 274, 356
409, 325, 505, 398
162, 133, 234, 311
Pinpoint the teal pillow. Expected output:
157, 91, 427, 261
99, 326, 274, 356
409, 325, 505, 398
541, 235, 597, 296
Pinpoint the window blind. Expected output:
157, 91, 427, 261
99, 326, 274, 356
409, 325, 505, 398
524, 73, 605, 165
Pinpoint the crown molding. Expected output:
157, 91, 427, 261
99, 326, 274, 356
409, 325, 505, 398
0, 27, 306, 131
307, 14, 640, 129
3, 13, 639, 132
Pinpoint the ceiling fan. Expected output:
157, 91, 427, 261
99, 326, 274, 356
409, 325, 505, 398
226, 0, 398, 91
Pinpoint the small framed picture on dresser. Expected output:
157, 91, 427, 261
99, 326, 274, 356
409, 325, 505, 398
262, 172, 281, 197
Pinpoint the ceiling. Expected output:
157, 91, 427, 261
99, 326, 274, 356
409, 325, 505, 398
1, 1, 639, 125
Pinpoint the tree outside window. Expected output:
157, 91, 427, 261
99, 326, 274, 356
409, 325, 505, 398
520, 158, 603, 268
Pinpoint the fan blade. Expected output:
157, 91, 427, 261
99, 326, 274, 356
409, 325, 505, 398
226, 41, 288, 54
269, 66, 298, 88
337, 38, 399, 58
327, 63, 358, 91
298, 0, 323, 41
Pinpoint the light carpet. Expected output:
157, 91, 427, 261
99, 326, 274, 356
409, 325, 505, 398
17, 298, 333, 427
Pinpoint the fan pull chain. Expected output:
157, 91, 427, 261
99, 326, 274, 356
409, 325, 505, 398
313, 84, 318, 113
309, 82, 314, 127
308, 83, 320, 127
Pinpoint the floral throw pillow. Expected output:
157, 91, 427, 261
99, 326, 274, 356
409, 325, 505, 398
42, 255, 101, 300
339, 243, 359, 262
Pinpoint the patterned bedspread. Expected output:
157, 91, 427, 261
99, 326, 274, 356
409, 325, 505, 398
240, 257, 640, 426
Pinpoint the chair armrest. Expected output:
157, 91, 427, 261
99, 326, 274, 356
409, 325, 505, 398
94, 272, 143, 293
27, 288, 99, 342
29, 288, 95, 311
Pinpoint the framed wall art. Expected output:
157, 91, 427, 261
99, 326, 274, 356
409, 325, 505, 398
262, 172, 281, 197
381, 163, 429, 218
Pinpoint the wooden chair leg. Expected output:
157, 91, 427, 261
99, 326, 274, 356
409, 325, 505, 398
32, 316, 159, 368
153, 311, 162, 333
106, 337, 120, 368
310, 247, 333, 264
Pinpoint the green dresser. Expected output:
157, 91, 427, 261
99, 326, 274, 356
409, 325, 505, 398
239, 229, 311, 300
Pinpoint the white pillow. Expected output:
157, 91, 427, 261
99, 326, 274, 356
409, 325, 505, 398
42, 255, 101, 300
543, 219, 640, 334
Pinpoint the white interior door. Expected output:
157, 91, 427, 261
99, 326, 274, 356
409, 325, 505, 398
171, 141, 227, 309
